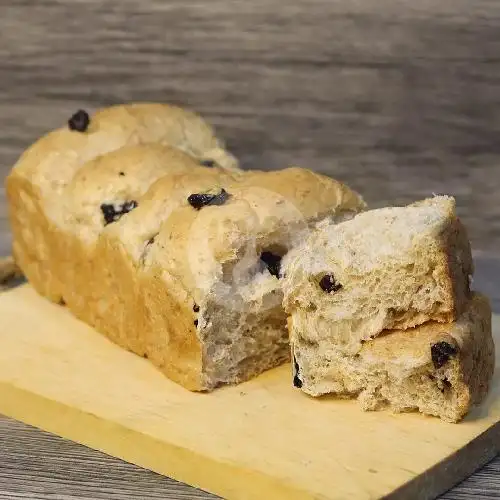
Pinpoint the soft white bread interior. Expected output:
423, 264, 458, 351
282, 196, 473, 356
290, 293, 494, 423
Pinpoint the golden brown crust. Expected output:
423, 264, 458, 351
60, 145, 234, 318
6, 174, 64, 301
6, 102, 239, 304
11, 102, 231, 193
89, 172, 233, 390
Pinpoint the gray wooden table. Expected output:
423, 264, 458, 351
1, 1, 500, 498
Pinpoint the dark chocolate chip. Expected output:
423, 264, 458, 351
187, 188, 230, 210
319, 274, 342, 293
194, 319, 199, 327
293, 355, 302, 388
199, 159, 215, 167
431, 341, 458, 369
100, 200, 138, 225
193, 304, 200, 312
119, 171, 125, 176
147, 236, 156, 245
260, 251, 282, 278
68, 109, 90, 132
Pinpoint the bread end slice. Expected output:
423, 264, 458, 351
292, 293, 494, 422
283, 195, 473, 355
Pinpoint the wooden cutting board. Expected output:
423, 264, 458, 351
0, 285, 499, 500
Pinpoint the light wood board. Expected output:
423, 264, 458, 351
0, 285, 499, 500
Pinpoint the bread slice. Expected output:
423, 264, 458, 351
282, 196, 473, 356
290, 293, 494, 422
6, 103, 239, 302
85, 167, 365, 390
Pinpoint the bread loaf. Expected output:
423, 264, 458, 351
290, 293, 494, 422
282, 196, 473, 356
6, 103, 366, 391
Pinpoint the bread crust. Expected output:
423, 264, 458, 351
6, 103, 239, 302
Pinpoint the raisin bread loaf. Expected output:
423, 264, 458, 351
6, 103, 240, 302
6, 103, 366, 390
282, 196, 473, 356
290, 293, 494, 422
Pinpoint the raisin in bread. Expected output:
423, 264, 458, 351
83, 167, 365, 390
6, 103, 240, 302
290, 293, 494, 422
282, 196, 473, 356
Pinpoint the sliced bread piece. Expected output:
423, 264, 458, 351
290, 293, 494, 423
282, 196, 473, 356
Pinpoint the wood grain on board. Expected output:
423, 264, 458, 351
0, 285, 499, 500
